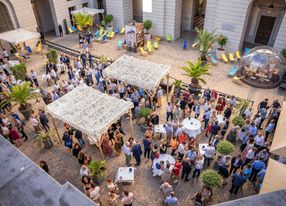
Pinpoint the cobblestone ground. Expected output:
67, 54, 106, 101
14, 33, 284, 206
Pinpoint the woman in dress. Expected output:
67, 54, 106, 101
114, 131, 123, 156
172, 159, 182, 180
108, 192, 119, 206
106, 179, 119, 193
101, 134, 113, 157
150, 144, 159, 162
216, 97, 226, 114
82, 176, 92, 195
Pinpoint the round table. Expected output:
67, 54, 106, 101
182, 117, 201, 137
217, 114, 226, 125
152, 154, 175, 176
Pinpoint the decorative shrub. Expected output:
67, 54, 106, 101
46, 49, 58, 63
281, 49, 286, 58
89, 160, 105, 177
218, 35, 228, 50
216, 140, 234, 155
105, 14, 113, 27
232, 115, 245, 127
10, 63, 27, 81
144, 20, 152, 33
139, 107, 151, 118
200, 169, 222, 188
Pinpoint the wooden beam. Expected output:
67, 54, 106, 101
50, 116, 61, 143
166, 73, 170, 103
129, 109, 134, 138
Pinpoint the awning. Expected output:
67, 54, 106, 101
71, 7, 104, 16
103, 54, 170, 92
45, 85, 133, 144
0, 29, 40, 45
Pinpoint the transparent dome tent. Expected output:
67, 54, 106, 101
238, 46, 286, 88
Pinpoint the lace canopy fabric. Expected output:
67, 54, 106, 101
0, 29, 40, 45
103, 55, 170, 92
45, 85, 133, 143
70, 7, 105, 16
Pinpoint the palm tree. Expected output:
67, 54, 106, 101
180, 59, 211, 87
73, 13, 93, 32
193, 28, 219, 61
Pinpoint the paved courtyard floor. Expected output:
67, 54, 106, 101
14, 33, 286, 205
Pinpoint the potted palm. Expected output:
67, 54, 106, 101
193, 28, 219, 62
10, 63, 27, 81
216, 35, 228, 60
144, 19, 152, 41
234, 99, 250, 116
46, 49, 58, 63
73, 13, 94, 33
1, 82, 40, 120
35, 129, 55, 150
89, 160, 106, 184
180, 59, 211, 96
139, 107, 151, 132
105, 14, 114, 32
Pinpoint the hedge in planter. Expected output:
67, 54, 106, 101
144, 19, 152, 34
139, 107, 151, 119
232, 115, 245, 127
200, 169, 222, 188
218, 35, 228, 50
105, 14, 113, 27
216, 140, 234, 155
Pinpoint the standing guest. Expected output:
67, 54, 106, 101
265, 120, 276, 141
258, 98, 268, 110
218, 162, 229, 186
101, 134, 113, 157
114, 131, 123, 156
216, 97, 226, 114
122, 142, 132, 166
248, 122, 258, 136
254, 132, 265, 149
150, 112, 159, 126
150, 144, 159, 162
30, 70, 39, 87
89, 183, 102, 205
160, 182, 173, 199
178, 141, 186, 160
164, 192, 178, 206
170, 136, 179, 156
72, 143, 82, 159
161, 163, 172, 183
203, 142, 215, 167
30, 111, 41, 133
210, 121, 221, 139
82, 176, 92, 195
193, 103, 201, 119
220, 120, 229, 137
143, 135, 152, 160
181, 158, 192, 182
172, 159, 182, 180
166, 102, 174, 122
12, 116, 28, 141
121, 190, 134, 206
192, 155, 205, 178
173, 104, 181, 121
106, 179, 119, 193
243, 164, 252, 179
243, 147, 257, 166
191, 193, 203, 206
108, 192, 119, 206
62, 131, 73, 150
75, 129, 85, 148
58, 24, 63, 37
229, 171, 247, 194
9, 125, 22, 147
39, 110, 50, 132
243, 107, 253, 119
224, 106, 232, 119
179, 97, 188, 119
157, 87, 163, 108
229, 95, 237, 107
39, 160, 49, 173
229, 154, 243, 175
203, 108, 211, 129
132, 141, 142, 166
249, 158, 266, 182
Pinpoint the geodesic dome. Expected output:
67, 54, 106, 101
239, 46, 286, 88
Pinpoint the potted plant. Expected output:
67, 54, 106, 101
139, 107, 151, 132
173, 80, 183, 98
10, 63, 27, 81
34, 129, 54, 150
235, 99, 250, 116
46, 49, 58, 63
232, 115, 245, 127
89, 160, 106, 184
105, 14, 114, 32
0, 82, 40, 120
281, 49, 286, 59
73, 13, 94, 33
200, 169, 222, 189
180, 59, 211, 97
193, 28, 219, 63
144, 19, 152, 41
216, 34, 228, 60
216, 140, 234, 156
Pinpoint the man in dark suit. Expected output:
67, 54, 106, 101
181, 158, 192, 181
132, 141, 142, 166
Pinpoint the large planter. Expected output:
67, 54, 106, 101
216, 48, 225, 60
19, 103, 32, 120
106, 26, 113, 32
144, 33, 151, 41
92, 173, 105, 185
43, 139, 53, 149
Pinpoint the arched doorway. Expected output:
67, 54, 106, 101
0, 1, 14, 33
241, 0, 286, 49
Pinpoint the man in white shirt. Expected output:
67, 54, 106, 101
254, 132, 265, 148
243, 108, 253, 118
244, 147, 258, 165
50, 69, 57, 84
30, 70, 39, 87
123, 143, 132, 166
203, 142, 215, 166
89, 183, 102, 205
178, 142, 186, 160
67, 82, 74, 92
157, 87, 163, 108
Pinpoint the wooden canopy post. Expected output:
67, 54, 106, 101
95, 138, 105, 160
50, 116, 62, 143
129, 109, 134, 138
166, 73, 170, 103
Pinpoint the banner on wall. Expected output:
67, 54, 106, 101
125, 22, 144, 52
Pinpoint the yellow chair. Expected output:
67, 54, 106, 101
68, 27, 74, 33
221, 53, 229, 63
154, 41, 159, 49
236, 51, 242, 60
229, 53, 235, 62
15, 53, 26, 63
107, 32, 115, 39
100, 27, 104, 35
147, 41, 153, 53
120, 27, 125, 34
232, 76, 243, 85
96, 35, 103, 42
77, 25, 83, 31
139, 47, 148, 57
36, 43, 43, 54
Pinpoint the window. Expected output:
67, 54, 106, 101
82, 2, 89, 8
143, 0, 152, 13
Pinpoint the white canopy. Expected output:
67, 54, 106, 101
0, 29, 40, 45
45, 85, 133, 143
103, 54, 170, 92
71, 7, 104, 16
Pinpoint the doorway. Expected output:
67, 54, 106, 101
68, 6, 76, 26
255, 16, 276, 45
0, 2, 14, 33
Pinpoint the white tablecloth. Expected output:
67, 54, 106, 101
199, 143, 208, 155
182, 117, 201, 137
154, 124, 166, 134
152, 154, 175, 176
217, 114, 226, 125
115, 167, 134, 183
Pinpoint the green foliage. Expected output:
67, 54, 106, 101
139, 107, 151, 118
35, 129, 55, 149
73, 13, 93, 31
218, 35, 228, 49
89, 160, 105, 177
234, 99, 250, 114
10, 63, 27, 81
144, 19, 153, 33
193, 28, 219, 59
180, 59, 211, 85
105, 14, 114, 26
281, 49, 286, 58
216, 140, 234, 155
0, 82, 40, 108
173, 80, 183, 89
200, 169, 222, 188
46, 49, 58, 63
232, 115, 245, 127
